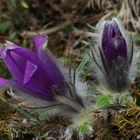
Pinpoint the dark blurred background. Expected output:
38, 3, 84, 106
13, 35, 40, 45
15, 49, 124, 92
0, 0, 140, 77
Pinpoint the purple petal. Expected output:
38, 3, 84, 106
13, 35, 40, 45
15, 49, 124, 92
33, 35, 65, 95
0, 43, 40, 83
23, 61, 38, 84
102, 20, 127, 66
34, 34, 48, 52
23, 60, 55, 100
102, 21, 122, 53
0, 78, 8, 88
1, 38, 66, 101
104, 36, 127, 66
1, 50, 24, 83
1, 43, 56, 100
9, 80, 54, 101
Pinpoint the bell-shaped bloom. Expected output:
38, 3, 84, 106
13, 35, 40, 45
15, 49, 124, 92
0, 36, 66, 101
91, 17, 134, 91
0, 35, 84, 111
102, 21, 127, 66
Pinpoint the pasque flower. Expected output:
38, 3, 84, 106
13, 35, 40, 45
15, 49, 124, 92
0, 35, 83, 111
91, 17, 134, 91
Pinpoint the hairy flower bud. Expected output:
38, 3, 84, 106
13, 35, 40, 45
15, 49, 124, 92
91, 17, 134, 91
102, 21, 127, 66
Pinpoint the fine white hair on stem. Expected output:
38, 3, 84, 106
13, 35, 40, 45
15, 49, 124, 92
8, 88, 79, 118
95, 20, 106, 49
128, 43, 138, 83
88, 46, 108, 88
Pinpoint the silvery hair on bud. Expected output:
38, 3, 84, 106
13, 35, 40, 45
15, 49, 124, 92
89, 17, 137, 91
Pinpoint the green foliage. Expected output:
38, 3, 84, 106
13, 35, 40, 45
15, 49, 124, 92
78, 121, 92, 135
0, 22, 11, 34
96, 95, 113, 108
77, 53, 89, 73
38, 111, 49, 121
62, 23, 75, 36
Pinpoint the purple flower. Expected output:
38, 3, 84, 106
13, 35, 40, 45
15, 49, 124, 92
102, 21, 127, 67
91, 18, 134, 91
0, 35, 83, 111
0, 35, 84, 111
